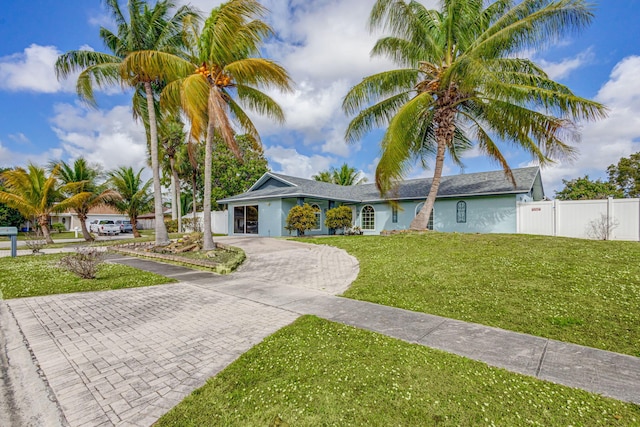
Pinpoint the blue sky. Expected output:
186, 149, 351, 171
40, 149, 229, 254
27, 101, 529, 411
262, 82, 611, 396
1, 0, 639, 197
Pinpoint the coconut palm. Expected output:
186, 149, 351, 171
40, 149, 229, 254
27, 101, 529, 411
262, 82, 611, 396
159, 115, 187, 232
125, 0, 293, 249
51, 158, 119, 242
343, 0, 607, 229
314, 164, 367, 186
55, 0, 198, 246
107, 166, 153, 238
0, 164, 85, 244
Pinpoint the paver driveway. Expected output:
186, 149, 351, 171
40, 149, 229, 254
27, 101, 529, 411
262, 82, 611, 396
4, 237, 359, 426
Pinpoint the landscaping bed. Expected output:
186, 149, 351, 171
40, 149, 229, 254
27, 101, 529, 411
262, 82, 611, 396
109, 239, 245, 275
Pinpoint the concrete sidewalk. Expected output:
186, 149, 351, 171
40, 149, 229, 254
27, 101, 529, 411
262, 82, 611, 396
1, 237, 639, 426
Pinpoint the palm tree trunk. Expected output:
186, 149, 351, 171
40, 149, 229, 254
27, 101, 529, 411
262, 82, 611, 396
130, 215, 141, 238
145, 81, 170, 246
77, 210, 93, 242
202, 90, 216, 250
38, 215, 54, 244
191, 173, 198, 231
410, 105, 456, 230
170, 156, 182, 233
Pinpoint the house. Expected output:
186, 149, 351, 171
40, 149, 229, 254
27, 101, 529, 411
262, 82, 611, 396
217, 166, 545, 237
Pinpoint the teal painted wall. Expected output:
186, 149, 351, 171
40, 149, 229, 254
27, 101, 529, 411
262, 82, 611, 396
227, 194, 526, 236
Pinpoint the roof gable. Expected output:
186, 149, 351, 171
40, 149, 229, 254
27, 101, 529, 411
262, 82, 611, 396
248, 172, 297, 192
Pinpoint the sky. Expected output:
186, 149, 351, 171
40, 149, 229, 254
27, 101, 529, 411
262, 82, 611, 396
1, 0, 639, 197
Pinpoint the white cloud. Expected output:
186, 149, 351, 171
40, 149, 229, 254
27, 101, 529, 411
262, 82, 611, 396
8, 133, 30, 144
265, 145, 334, 178
538, 48, 594, 80
0, 44, 77, 93
540, 55, 640, 195
49, 103, 148, 171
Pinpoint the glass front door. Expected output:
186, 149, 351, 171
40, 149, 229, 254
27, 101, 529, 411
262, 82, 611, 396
234, 205, 259, 234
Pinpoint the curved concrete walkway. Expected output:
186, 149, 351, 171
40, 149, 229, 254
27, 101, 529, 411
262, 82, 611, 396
1, 237, 639, 427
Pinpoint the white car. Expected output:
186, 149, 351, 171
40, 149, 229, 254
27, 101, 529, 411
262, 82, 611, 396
90, 220, 120, 236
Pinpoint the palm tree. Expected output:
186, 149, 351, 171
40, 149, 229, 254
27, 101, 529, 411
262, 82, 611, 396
159, 115, 186, 232
51, 158, 119, 242
343, 0, 607, 229
314, 164, 367, 186
126, 0, 293, 249
107, 166, 153, 238
0, 164, 84, 244
55, 0, 198, 246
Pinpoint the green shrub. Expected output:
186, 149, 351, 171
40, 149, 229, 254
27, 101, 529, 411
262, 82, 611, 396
51, 222, 67, 233
285, 203, 318, 236
325, 205, 352, 232
164, 219, 178, 233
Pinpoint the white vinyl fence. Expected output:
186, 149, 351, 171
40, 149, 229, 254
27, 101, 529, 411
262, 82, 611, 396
517, 198, 640, 241
181, 210, 228, 235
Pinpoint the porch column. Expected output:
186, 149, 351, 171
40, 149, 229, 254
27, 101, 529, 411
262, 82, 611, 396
297, 197, 304, 206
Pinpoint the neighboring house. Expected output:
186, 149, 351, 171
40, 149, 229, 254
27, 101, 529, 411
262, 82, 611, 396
44, 205, 127, 232
218, 166, 545, 237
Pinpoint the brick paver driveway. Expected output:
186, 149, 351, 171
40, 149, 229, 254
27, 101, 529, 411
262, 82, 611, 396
5, 237, 359, 426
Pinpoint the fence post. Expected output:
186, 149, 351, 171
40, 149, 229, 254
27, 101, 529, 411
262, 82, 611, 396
607, 197, 613, 240
553, 199, 558, 236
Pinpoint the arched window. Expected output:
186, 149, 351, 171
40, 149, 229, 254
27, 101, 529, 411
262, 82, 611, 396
456, 201, 467, 223
415, 203, 434, 230
361, 205, 375, 230
311, 204, 321, 230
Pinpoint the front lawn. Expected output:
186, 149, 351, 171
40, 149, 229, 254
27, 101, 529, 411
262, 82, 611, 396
310, 233, 640, 356
157, 316, 640, 426
0, 253, 176, 299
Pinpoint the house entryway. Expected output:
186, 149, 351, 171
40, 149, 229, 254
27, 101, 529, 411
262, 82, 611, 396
233, 205, 259, 234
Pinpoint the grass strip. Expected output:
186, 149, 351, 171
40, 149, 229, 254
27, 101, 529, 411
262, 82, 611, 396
300, 233, 640, 356
157, 316, 640, 426
0, 253, 176, 299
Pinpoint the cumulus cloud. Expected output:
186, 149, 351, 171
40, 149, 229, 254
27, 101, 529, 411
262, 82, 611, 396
49, 103, 148, 171
265, 145, 335, 178
0, 44, 77, 93
538, 48, 594, 80
540, 55, 640, 195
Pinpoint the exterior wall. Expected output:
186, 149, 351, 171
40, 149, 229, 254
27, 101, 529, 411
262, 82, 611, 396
355, 195, 519, 234
434, 195, 518, 233
227, 199, 283, 237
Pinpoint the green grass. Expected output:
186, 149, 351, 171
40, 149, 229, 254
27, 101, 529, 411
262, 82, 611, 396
157, 316, 640, 426
302, 233, 640, 357
0, 253, 176, 299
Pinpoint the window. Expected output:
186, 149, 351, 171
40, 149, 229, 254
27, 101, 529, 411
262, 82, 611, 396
234, 205, 259, 234
456, 201, 467, 223
392, 206, 398, 223
311, 204, 321, 230
415, 203, 434, 230
361, 205, 375, 230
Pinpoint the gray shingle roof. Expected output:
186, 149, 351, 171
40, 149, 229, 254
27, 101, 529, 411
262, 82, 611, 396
218, 166, 541, 204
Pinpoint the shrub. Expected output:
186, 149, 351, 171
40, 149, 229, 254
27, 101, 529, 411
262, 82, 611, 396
325, 206, 353, 232
285, 203, 318, 236
51, 223, 67, 233
58, 247, 105, 279
164, 219, 178, 233
25, 232, 46, 253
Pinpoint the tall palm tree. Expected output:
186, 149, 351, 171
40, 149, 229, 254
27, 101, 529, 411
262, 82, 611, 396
314, 164, 367, 186
55, 0, 198, 246
343, 0, 607, 229
51, 158, 119, 242
0, 164, 84, 244
159, 115, 186, 232
107, 166, 153, 238
126, 0, 293, 249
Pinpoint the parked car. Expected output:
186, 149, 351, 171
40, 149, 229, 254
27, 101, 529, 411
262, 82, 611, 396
89, 220, 120, 236
115, 219, 133, 233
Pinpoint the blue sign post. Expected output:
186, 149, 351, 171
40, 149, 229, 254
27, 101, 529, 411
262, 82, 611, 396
0, 227, 18, 257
